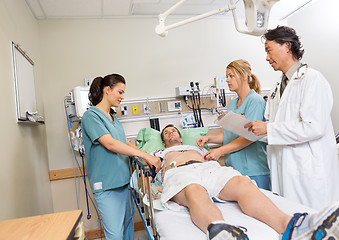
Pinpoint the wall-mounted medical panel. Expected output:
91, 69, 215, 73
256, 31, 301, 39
114, 95, 222, 119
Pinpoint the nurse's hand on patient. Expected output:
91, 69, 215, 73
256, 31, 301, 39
197, 136, 209, 148
204, 149, 222, 161
145, 155, 162, 172
244, 121, 267, 136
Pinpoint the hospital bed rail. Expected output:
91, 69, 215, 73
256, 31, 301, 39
130, 157, 159, 240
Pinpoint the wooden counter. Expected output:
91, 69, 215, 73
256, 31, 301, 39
0, 210, 82, 240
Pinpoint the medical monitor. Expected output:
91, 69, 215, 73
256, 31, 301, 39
72, 86, 90, 118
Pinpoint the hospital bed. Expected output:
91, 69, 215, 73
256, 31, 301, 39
131, 127, 316, 240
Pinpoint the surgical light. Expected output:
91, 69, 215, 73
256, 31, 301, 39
155, 0, 279, 37
236, 0, 280, 35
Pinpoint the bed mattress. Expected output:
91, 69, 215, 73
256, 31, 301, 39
154, 190, 315, 240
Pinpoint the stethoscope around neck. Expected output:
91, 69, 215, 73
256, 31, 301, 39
270, 63, 308, 100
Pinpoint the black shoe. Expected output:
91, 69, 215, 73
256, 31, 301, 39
207, 221, 249, 240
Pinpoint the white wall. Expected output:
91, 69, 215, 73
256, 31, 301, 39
0, 0, 53, 221
287, 0, 339, 131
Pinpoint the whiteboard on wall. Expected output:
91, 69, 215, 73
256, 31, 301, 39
11, 42, 42, 123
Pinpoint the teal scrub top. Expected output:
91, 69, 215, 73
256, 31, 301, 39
81, 106, 130, 193
223, 90, 269, 176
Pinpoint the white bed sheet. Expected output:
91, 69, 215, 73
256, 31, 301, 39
154, 190, 316, 240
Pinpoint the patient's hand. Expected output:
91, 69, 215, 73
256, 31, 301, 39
151, 186, 163, 200
146, 185, 163, 201
204, 148, 222, 161
197, 136, 209, 148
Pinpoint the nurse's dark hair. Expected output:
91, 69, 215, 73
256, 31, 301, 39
88, 74, 126, 106
262, 26, 304, 60
227, 59, 261, 94
161, 124, 182, 142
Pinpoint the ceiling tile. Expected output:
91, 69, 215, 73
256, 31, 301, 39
26, 0, 45, 19
133, 0, 160, 3
103, 0, 132, 16
25, 0, 313, 20
39, 0, 101, 18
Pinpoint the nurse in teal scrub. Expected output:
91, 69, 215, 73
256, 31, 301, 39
81, 74, 161, 240
197, 59, 271, 190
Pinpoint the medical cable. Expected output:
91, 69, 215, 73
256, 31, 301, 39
189, 82, 204, 127
73, 146, 103, 239
68, 123, 103, 238
196, 83, 204, 127
127, 160, 135, 239
190, 89, 198, 125
271, 63, 308, 99
64, 98, 80, 210
183, 98, 210, 111
130, 158, 153, 240
64, 98, 103, 239
79, 148, 91, 220
220, 89, 227, 107
190, 82, 200, 126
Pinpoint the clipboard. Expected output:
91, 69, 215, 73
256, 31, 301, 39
214, 111, 263, 141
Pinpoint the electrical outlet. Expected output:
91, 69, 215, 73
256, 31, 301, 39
132, 105, 139, 114
121, 105, 128, 116
168, 101, 182, 111
143, 104, 150, 114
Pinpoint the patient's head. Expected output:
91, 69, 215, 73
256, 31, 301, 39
161, 124, 182, 148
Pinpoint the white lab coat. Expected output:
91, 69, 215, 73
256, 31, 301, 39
265, 66, 339, 210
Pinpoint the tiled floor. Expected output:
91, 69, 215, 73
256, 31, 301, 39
92, 230, 148, 240
134, 230, 149, 240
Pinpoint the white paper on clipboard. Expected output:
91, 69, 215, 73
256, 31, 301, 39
214, 111, 264, 142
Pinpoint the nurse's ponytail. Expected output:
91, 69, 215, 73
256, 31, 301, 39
89, 74, 126, 106
249, 73, 261, 94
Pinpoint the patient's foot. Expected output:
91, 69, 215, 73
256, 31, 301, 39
207, 221, 249, 240
281, 202, 339, 240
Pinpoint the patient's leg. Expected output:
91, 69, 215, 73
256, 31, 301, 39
171, 183, 223, 233
218, 176, 291, 234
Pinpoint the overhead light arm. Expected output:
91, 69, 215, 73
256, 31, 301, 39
155, 0, 235, 37
155, 0, 279, 37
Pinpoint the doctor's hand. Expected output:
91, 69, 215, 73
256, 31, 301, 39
244, 121, 267, 136
204, 148, 222, 161
196, 136, 209, 148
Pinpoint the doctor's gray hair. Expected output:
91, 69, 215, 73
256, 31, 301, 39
88, 74, 126, 106
262, 26, 304, 60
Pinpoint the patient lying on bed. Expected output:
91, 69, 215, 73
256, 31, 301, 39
151, 124, 339, 240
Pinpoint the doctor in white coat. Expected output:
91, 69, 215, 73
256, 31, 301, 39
245, 26, 339, 210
